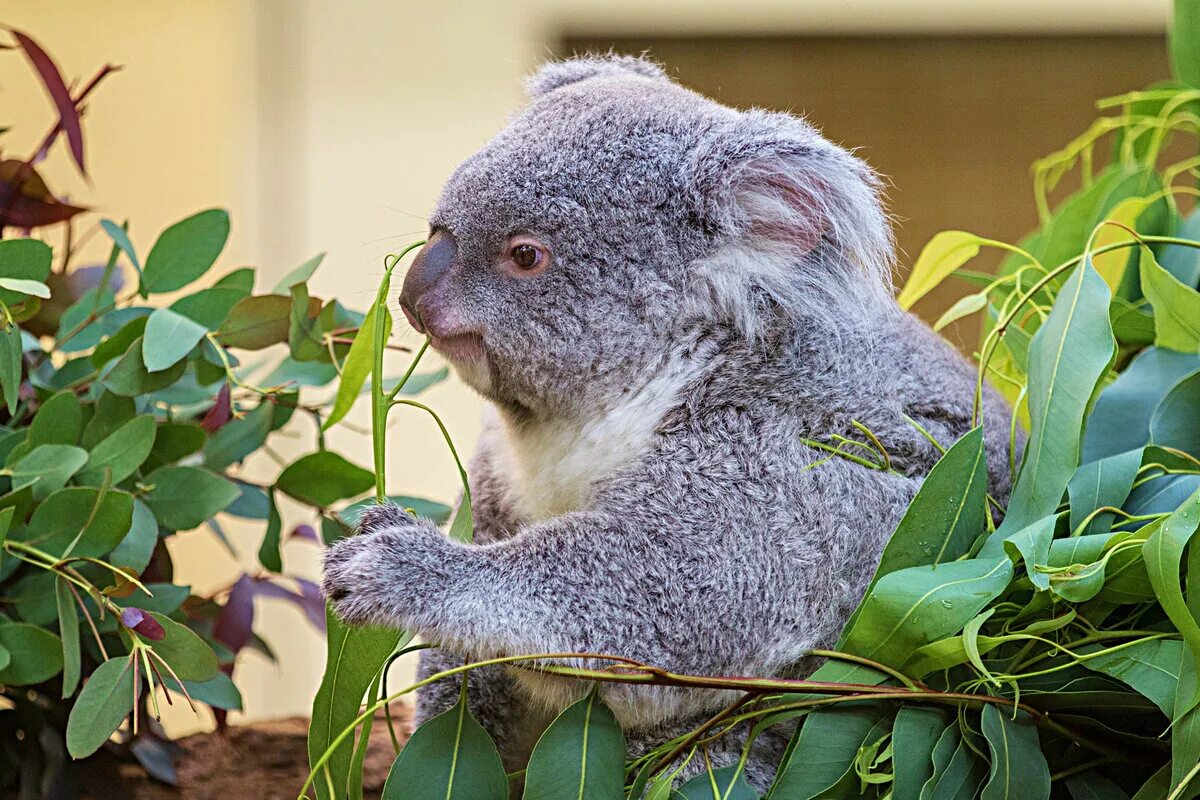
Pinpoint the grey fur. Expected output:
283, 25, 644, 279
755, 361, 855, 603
323, 54, 1017, 791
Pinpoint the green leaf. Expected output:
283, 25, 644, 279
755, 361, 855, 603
146, 612, 218, 681
101, 337, 187, 396
288, 283, 326, 362
997, 258, 1114, 539
215, 295, 295, 350
1068, 449, 1143, 537
1143, 486, 1200, 707
893, 706, 947, 800
29, 390, 82, 447
0, 622, 63, 685
109, 499, 158, 573
143, 466, 240, 530
145, 422, 206, 472
307, 607, 402, 800
324, 297, 390, 430
933, 291, 987, 332
921, 730, 986, 800
840, 557, 1013, 669
1065, 772, 1130, 800
20, 486, 134, 558
997, 514, 1062, 590
1046, 533, 1117, 603
90, 315, 148, 369
0, 239, 52, 307
1172, 650, 1200, 800
140, 209, 230, 295
276, 451, 374, 508
522, 691, 625, 800
257, 490, 283, 573
163, 671, 243, 710
1172, 0, 1200, 87
1159, 208, 1200, 288
1080, 638, 1182, 715
897, 231, 983, 309
82, 392, 135, 448
100, 218, 140, 273
0, 277, 49, 298
170, 284, 250, 330
141, 308, 209, 371
1084, 347, 1200, 462
979, 706, 1049, 800
770, 705, 885, 800
203, 400, 273, 471
381, 689, 508, 800
77, 414, 156, 486
65, 657, 135, 758
1151, 370, 1200, 457
876, 428, 986, 576
0, 323, 21, 414
9, 444, 88, 501
272, 252, 325, 293
55, 577, 81, 697
1142, 248, 1200, 352
839, 428, 987, 646
675, 767, 759, 799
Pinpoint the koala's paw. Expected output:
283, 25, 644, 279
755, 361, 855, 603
322, 511, 443, 628
357, 502, 413, 535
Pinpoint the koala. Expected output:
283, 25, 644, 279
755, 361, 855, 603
323, 54, 1016, 791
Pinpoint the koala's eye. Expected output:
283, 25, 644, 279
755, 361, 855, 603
501, 237, 551, 278
511, 244, 541, 270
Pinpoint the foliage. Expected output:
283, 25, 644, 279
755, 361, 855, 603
309, 4, 1200, 799
0, 28, 448, 795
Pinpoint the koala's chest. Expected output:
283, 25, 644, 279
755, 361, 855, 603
496, 411, 657, 524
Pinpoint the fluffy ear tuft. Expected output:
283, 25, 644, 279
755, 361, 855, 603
686, 110, 895, 336
526, 54, 669, 99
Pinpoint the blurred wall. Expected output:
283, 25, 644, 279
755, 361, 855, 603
1, 0, 1174, 732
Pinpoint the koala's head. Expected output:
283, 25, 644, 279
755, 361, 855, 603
400, 54, 894, 419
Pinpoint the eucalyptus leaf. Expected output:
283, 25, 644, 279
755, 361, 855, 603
276, 451, 374, 508
65, 656, 135, 758
0, 622, 63, 685
1142, 248, 1200, 353
143, 466, 239, 530
142, 307, 209, 372
997, 258, 1114, 539
1150, 370, 1200, 457
522, 691, 626, 800
979, 706, 1049, 800
381, 689, 508, 800
140, 209, 230, 295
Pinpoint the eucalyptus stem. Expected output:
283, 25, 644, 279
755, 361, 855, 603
370, 241, 425, 502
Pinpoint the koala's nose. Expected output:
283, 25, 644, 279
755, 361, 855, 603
399, 230, 458, 333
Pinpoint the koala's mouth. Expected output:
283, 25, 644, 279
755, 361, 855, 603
428, 331, 486, 363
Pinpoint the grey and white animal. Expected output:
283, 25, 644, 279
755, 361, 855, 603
323, 54, 1016, 791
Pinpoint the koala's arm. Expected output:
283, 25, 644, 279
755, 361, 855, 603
324, 446, 918, 678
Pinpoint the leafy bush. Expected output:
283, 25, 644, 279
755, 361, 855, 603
308, 4, 1200, 800
0, 29, 446, 795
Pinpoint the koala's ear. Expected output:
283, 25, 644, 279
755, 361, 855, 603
683, 110, 895, 334
526, 54, 670, 99
687, 110, 893, 280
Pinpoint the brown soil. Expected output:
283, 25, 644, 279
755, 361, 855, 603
117, 704, 412, 800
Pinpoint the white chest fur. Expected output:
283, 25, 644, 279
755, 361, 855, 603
495, 357, 701, 523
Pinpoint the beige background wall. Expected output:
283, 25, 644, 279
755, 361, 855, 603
0, 0, 1173, 732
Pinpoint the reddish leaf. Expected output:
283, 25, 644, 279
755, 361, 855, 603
200, 383, 233, 432
212, 574, 254, 655
253, 577, 326, 631
290, 523, 318, 543
0, 159, 87, 230
10, 29, 86, 175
